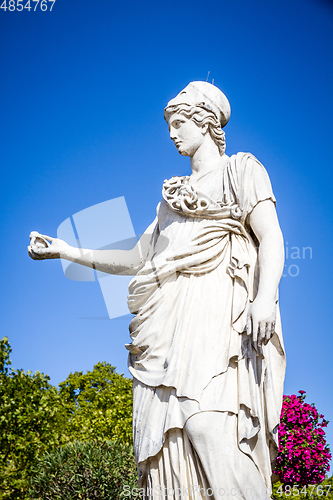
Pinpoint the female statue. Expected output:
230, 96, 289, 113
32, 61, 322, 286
29, 81, 286, 499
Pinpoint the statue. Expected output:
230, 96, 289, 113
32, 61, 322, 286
28, 82, 286, 499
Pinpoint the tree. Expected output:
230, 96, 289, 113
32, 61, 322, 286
0, 338, 134, 498
59, 361, 133, 445
0, 337, 68, 500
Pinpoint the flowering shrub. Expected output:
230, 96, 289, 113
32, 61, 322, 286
274, 391, 331, 485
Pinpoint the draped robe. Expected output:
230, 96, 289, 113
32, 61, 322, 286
126, 153, 286, 499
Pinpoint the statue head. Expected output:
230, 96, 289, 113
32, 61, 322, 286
164, 82, 231, 156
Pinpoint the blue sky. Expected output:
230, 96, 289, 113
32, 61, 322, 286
1, 0, 333, 462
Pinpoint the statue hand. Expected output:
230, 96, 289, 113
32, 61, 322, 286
28, 231, 69, 260
246, 298, 276, 347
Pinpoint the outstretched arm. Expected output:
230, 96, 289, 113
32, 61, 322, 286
246, 200, 284, 346
28, 218, 157, 276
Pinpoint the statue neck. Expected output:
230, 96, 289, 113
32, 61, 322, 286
190, 139, 223, 180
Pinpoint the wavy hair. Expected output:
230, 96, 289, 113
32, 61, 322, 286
164, 103, 226, 156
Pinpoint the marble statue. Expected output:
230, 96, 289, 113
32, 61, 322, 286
28, 82, 286, 499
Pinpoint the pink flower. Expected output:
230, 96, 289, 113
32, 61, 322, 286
274, 392, 331, 486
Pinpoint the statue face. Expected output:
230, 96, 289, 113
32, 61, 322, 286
168, 113, 206, 157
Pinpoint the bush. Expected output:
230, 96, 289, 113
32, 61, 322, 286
29, 440, 138, 500
274, 391, 331, 486
0, 337, 68, 500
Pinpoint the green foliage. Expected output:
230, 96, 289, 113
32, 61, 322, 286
0, 337, 12, 373
28, 440, 138, 500
272, 476, 333, 499
59, 362, 133, 445
0, 337, 68, 500
0, 339, 134, 499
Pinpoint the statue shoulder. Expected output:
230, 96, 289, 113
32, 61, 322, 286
230, 152, 263, 167
229, 152, 272, 184
229, 153, 276, 220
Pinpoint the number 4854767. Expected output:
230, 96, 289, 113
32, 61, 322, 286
276, 484, 332, 497
1, 0, 56, 11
